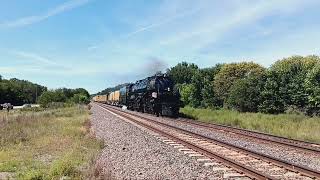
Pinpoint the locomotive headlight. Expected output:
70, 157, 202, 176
167, 87, 170, 91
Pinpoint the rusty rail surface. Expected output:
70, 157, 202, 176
96, 103, 320, 179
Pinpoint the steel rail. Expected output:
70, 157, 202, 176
99, 104, 274, 179
99, 102, 320, 153
97, 103, 320, 179
174, 118, 320, 154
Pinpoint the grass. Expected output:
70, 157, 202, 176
180, 107, 320, 143
0, 106, 104, 179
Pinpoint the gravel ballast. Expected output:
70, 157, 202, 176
113, 106, 320, 171
90, 104, 228, 179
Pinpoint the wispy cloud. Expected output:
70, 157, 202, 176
159, 0, 315, 47
86, 7, 200, 51
87, 45, 99, 51
0, 0, 92, 28
13, 50, 57, 65
11, 50, 71, 70
8, 50, 114, 76
124, 7, 200, 38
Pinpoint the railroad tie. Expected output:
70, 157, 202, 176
212, 167, 231, 171
196, 158, 211, 162
169, 143, 181, 146
183, 151, 197, 154
203, 162, 220, 167
188, 153, 204, 157
223, 172, 246, 179
178, 148, 191, 152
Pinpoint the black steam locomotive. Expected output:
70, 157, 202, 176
119, 73, 180, 117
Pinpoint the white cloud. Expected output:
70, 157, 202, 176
0, 0, 92, 28
12, 50, 58, 65
158, 0, 317, 47
124, 7, 200, 39
87, 45, 99, 51
112, 0, 320, 67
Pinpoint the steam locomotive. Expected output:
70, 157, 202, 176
94, 73, 180, 117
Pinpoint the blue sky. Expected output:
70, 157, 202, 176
0, 0, 319, 93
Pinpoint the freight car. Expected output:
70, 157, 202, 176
93, 95, 108, 103
108, 91, 120, 105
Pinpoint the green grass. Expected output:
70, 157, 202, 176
180, 107, 320, 143
0, 106, 104, 179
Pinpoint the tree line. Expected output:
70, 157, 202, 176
0, 76, 47, 105
0, 75, 90, 107
167, 55, 320, 116
38, 88, 90, 107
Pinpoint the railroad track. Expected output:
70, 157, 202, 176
173, 118, 320, 154
96, 103, 320, 180
98, 102, 320, 154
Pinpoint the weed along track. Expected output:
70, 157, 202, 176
96, 103, 320, 180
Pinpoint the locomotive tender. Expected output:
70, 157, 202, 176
94, 73, 180, 117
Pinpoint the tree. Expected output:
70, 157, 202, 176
73, 88, 90, 98
304, 63, 320, 115
38, 90, 66, 107
167, 62, 199, 84
200, 65, 224, 108
214, 62, 265, 105
227, 73, 266, 112
0, 77, 47, 105
259, 55, 319, 114
189, 70, 204, 107
179, 83, 198, 107
258, 71, 285, 114
71, 93, 90, 104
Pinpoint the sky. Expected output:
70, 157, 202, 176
0, 0, 320, 93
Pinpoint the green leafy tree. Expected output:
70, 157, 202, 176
167, 62, 199, 84
38, 90, 67, 107
258, 71, 285, 114
227, 73, 266, 112
179, 83, 198, 107
200, 65, 224, 108
214, 62, 265, 105
71, 93, 90, 104
259, 55, 319, 114
73, 88, 90, 98
190, 70, 204, 107
0, 77, 47, 105
304, 63, 320, 115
